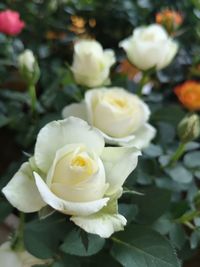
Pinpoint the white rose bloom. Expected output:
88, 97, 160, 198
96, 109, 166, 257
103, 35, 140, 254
119, 24, 178, 70
18, 50, 35, 73
62, 88, 156, 148
0, 242, 47, 267
2, 117, 140, 238
71, 39, 116, 88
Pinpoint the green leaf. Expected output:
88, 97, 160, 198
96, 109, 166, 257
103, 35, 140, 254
51, 254, 81, 267
132, 188, 171, 224
0, 200, 13, 222
24, 213, 71, 259
165, 164, 193, 184
143, 144, 163, 157
152, 105, 185, 126
52, 264, 64, 267
157, 122, 176, 146
0, 114, 10, 128
118, 204, 138, 224
111, 225, 180, 267
190, 231, 200, 249
80, 229, 89, 251
152, 214, 173, 235
169, 224, 187, 250
0, 90, 29, 103
132, 159, 158, 185
60, 229, 105, 256
183, 151, 200, 168
185, 142, 200, 151
195, 170, 200, 179
89, 251, 122, 267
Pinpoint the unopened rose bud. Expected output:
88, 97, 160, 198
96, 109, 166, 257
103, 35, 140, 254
18, 49, 40, 85
156, 9, 183, 34
178, 114, 200, 143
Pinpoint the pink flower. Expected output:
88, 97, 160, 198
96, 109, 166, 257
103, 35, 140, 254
0, 9, 25, 36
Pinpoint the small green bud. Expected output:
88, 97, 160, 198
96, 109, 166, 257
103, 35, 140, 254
178, 113, 200, 143
18, 49, 40, 85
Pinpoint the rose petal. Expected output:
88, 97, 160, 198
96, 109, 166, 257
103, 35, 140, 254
100, 130, 135, 146
34, 117, 104, 173
62, 102, 87, 121
130, 123, 156, 149
2, 162, 46, 213
34, 172, 109, 216
71, 213, 126, 238
101, 146, 141, 195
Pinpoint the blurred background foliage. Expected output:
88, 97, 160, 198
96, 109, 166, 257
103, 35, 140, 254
0, 1, 200, 266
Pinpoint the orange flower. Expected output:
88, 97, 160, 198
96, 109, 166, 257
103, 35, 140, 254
174, 81, 200, 111
117, 60, 140, 80
156, 9, 183, 33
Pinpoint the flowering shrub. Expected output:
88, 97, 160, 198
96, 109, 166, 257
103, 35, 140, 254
0, 1, 200, 267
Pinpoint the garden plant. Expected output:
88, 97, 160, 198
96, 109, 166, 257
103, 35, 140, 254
0, 1, 200, 267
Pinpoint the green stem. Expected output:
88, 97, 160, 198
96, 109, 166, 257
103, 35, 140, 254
12, 212, 25, 252
6, 36, 14, 58
183, 222, 196, 230
136, 71, 148, 97
167, 142, 186, 167
28, 84, 36, 113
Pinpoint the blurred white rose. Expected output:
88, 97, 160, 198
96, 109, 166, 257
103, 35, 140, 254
0, 242, 46, 267
71, 39, 116, 88
2, 117, 140, 238
119, 24, 178, 70
62, 88, 156, 148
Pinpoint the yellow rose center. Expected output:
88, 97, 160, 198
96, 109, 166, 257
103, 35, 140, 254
105, 95, 128, 110
52, 149, 98, 186
70, 154, 94, 176
71, 155, 87, 167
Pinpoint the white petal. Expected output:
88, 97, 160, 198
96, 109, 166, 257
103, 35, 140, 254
34, 117, 105, 173
130, 123, 156, 149
45, 144, 108, 202
158, 40, 178, 69
62, 102, 87, 121
2, 162, 46, 213
34, 172, 109, 216
104, 49, 116, 67
101, 147, 141, 195
119, 37, 132, 51
71, 213, 126, 238
100, 130, 135, 146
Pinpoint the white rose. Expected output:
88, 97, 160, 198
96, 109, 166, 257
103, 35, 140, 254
71, 39, 116, 88
2, 117, 140, 238
62, 88, 156, 148
18, 50, 35, 73
0, 242, 47, 267
119, 24, 178, 70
